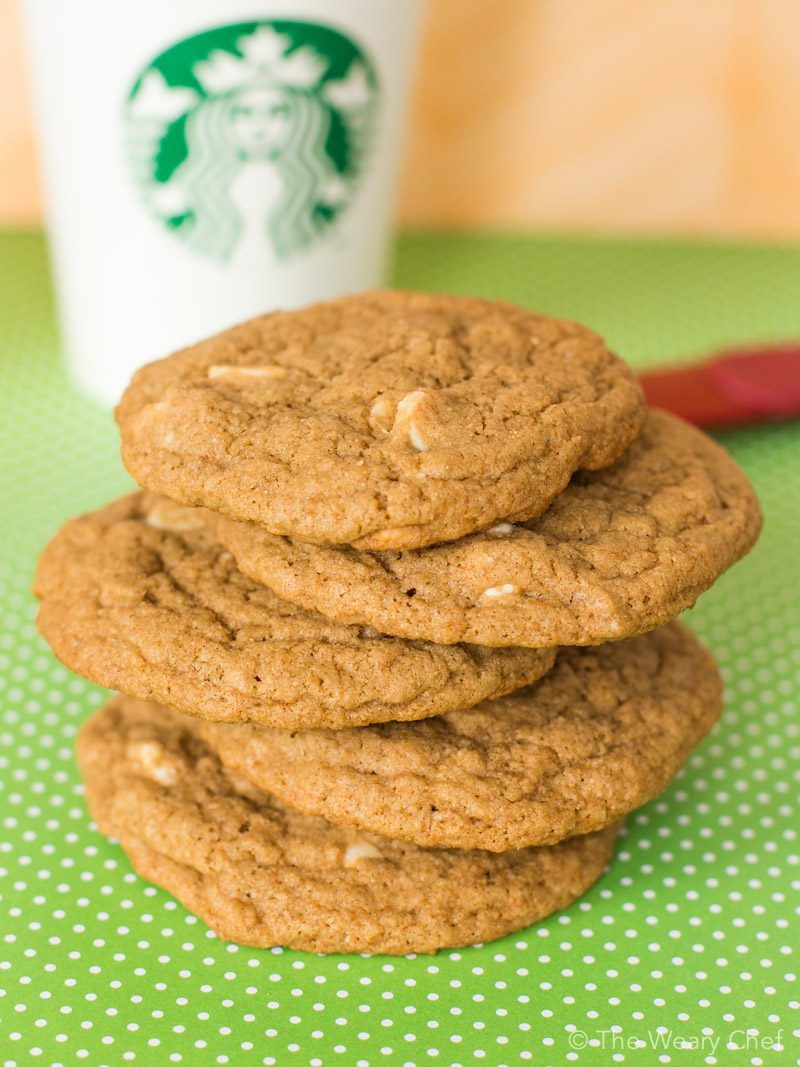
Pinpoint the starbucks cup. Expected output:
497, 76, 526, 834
21, 0, 424, 404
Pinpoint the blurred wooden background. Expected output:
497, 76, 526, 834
4, 0, 800, 237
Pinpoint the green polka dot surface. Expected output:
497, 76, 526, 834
1, 230, 798, 1065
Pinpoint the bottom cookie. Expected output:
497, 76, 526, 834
78, 695, 619, 955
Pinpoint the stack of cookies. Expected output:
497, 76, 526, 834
35, 292, 761, 955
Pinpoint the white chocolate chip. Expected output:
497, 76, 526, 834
343, 840, 383, 866
408, 422, 428, 452
142, 402, 177, 448
208, 364, 287, 380
360, 625, 382, 639
487, 522, 515, 536
146, 500, 206, 533
482, 583, 517, 599
130, 741, 181, 787
392, 390, 429, 451
368, 393, 396, 433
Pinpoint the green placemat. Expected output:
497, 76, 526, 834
1, 230, 798, 1067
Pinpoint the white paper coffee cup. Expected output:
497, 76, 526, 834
21, 0, 423, 403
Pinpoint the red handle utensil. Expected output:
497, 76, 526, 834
638, 343, 800, 429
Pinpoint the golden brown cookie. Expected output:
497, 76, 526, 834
115, 291, 644, 550
211, 411, 761, 647
78, 695, 619, 955
35, 495, 554, 729
199, 623, 721, 852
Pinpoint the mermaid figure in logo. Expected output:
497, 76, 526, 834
171, 83, 337, 261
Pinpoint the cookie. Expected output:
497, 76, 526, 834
34, 495, 553, 729
210, 411, 762, 647
115, 291, 644, 550
199, 623, 721, 852
78, 695, 619, 955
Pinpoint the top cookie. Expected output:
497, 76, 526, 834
116, 291, 644, 550
210, 412, 762, 647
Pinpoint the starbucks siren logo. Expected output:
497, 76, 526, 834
124, 20, 379, 261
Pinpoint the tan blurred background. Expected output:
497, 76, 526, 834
3, 0, 800, 237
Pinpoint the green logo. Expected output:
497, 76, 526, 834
124, 20, 379, 261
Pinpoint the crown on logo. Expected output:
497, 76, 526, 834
324, 62, 371, 110
193, 27, 328, 94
